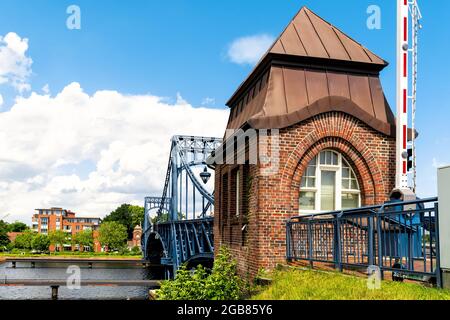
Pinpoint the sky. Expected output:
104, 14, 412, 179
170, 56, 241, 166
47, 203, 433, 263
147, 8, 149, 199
0, 0, 449, 223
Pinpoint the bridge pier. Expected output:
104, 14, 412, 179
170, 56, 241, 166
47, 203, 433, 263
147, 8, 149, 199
51, 285, 59, 300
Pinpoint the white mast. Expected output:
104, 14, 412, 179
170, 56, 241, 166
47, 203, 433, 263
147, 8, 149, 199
396, 0, 409, 189
410, 1, 422, 193
396, 0, 421, 190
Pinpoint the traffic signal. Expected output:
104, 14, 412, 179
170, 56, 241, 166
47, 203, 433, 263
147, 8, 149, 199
407, 147, 413, 172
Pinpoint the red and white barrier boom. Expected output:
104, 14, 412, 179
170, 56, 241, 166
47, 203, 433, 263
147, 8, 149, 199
396, 0, 422, 191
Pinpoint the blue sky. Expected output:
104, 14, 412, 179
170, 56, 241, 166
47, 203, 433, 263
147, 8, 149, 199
0, 0, 449, 222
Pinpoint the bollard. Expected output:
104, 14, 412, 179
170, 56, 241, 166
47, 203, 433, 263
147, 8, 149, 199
51, 285, 59, 300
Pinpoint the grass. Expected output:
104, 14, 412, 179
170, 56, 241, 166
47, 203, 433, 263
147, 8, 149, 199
251, 268, 450, 300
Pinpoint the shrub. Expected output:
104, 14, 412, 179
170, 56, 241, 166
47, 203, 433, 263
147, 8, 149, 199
13, 230, 36, 250
130, 246, 142, 255
157, 246, 244, 300
31, 234, 50, 252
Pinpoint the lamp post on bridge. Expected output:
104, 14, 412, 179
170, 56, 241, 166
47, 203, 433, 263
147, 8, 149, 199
199, 167, 211, 184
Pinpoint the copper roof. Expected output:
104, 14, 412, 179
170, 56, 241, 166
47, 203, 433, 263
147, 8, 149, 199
268, 7, 387, 66
226, 7, 396, 137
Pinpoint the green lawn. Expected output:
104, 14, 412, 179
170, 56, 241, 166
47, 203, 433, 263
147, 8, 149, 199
251, 268, 450, 300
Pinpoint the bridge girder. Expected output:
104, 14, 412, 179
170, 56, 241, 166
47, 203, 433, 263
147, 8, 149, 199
143, 135, 221, 277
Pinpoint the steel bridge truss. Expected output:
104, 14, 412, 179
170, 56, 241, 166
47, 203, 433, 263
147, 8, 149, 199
143, 135, 222, 277
154, 217, 214, 269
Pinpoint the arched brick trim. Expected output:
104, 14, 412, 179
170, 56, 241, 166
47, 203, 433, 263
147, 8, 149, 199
279, 112, 389, 214
288, 137, 376, 213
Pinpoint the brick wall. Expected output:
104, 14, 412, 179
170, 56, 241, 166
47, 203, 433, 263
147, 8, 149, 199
214, 111, 396, 278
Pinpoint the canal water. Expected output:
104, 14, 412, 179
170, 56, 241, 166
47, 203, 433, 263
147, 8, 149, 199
0, 261, 163, 300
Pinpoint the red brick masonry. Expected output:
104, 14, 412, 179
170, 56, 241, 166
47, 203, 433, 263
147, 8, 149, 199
215, 112, 396, 278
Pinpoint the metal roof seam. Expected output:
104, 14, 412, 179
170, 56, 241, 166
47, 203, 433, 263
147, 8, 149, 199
281, 67, 289, 114
367, 74, 378, 119
304, 9, 331, 59
330, 26, 352, 61
310, 8, 386, 65
292, 21, 309, 56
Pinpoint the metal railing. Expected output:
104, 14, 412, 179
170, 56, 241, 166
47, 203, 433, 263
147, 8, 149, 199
286, 197, 441, 287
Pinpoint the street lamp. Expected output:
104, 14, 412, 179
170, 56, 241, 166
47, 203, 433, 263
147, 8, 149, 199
199, 166, 211, 184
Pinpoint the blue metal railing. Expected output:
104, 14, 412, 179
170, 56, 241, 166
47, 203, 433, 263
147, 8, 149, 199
286, 197, 441, 287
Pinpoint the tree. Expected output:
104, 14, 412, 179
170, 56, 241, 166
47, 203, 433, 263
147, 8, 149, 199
0, 220, 10, 248
0, 219, 9, 232
48, 230, 68, 250
14, 230, 35, 250
98, 221, 127, 251
8, 221, 28, 232
130, 205, 144, 229
73, 229, 94, 250
31, 234, 50, 252
0, 229, 10, 249
103, 204, 144, 239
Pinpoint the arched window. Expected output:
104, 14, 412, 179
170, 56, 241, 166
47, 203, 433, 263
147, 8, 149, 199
299, 150, 360, 213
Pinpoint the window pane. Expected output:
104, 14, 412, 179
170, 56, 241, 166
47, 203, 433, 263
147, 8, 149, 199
342, 193, 359, 209
332, 152, 338, 165
321, 171, 336, 211
300, 192, 316, 210
320, 152, 326, 164
351, 179, 358, 190
307, 178, 316, 188
306, 166, 316, 177
301, 177, 307, 188
342, 168, 349, 178
342, 179, 349, 189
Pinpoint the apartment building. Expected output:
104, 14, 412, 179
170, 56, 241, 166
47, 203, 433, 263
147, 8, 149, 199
32, 207, 102, 252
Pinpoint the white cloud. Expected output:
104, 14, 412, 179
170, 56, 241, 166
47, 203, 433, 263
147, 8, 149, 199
0, 93, 3, 106
201, 97, 215, 106
42, 84, 50, 94
0, 82, 229, 224
0, 32, 33, 93
227, 34, 275, 65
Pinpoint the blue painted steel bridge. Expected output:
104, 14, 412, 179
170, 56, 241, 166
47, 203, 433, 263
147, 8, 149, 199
142, 135, 222, 278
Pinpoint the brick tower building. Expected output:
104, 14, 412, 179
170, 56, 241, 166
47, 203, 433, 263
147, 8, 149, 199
214, 7, 400, 277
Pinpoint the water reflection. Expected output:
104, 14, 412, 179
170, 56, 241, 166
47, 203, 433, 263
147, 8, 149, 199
0, 261, 164, 300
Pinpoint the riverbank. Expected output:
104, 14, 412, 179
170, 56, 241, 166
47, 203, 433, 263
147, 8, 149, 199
0, 253, 142, 260
251, 269, 450, 300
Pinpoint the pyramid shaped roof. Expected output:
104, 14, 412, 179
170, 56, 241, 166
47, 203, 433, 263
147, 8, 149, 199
225, 6, 396, 136
267, 7, 387, 65
227, 7, 388, 108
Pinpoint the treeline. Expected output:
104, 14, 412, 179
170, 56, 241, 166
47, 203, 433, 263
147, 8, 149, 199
0, 203, 144, 254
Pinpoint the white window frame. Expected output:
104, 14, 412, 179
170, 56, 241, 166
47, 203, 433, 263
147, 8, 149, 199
299, 150, 361, 215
